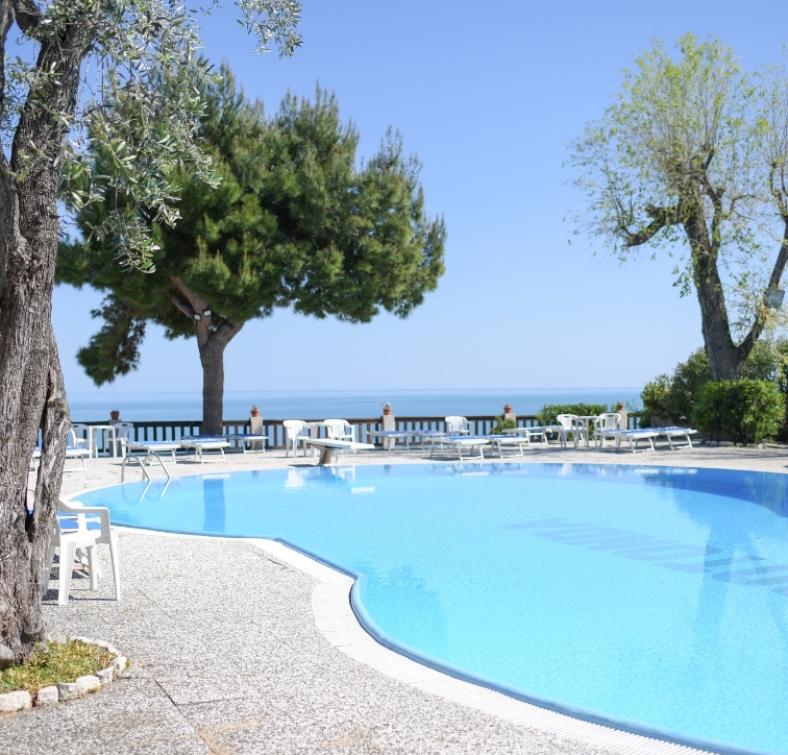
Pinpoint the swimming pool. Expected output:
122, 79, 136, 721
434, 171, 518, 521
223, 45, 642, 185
77, 463, 788, 754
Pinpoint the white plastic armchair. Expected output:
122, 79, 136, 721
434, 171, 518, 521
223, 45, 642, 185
445, 416, 471, 435
110, 422, 135, 458
283, 419, 310, 457
594, 413, 622, 448
46, 499, 120, 606
323, 419, 355, 442
556, 414, 589, 449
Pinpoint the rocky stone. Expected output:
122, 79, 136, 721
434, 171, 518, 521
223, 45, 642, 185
96, 667, 114, 685
56, 682, 81, 701
0, 690, 32, 713
112, 655, 128, 675
75, 675, 101, 694
35, 686, 59, 706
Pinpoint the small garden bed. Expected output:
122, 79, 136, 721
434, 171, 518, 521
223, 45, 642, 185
0, 638, 127, 713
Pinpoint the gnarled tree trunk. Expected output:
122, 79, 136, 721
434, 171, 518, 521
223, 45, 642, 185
0, 4, 92, 665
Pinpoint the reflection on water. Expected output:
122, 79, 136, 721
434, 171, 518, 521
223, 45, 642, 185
203, 476, 226, 533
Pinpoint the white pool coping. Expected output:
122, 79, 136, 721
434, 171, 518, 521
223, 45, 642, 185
64, 455, 775, 754
248, 538, 708, 755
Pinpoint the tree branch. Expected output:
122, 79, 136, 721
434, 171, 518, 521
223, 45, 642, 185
621, 204, 677, 247
0, 0, 13, 119
171, 293, 194, 320
738, 217, 788, 358
12, 0, 40, 34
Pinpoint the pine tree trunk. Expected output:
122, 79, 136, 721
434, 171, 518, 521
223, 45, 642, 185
199, 338, 227, 435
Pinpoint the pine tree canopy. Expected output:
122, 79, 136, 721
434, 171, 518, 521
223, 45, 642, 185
58, 68, 446, 384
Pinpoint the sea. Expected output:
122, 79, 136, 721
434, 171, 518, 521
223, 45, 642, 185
68, 388, 642, 422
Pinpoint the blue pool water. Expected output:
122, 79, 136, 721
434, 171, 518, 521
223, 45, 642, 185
78, 463, 788, 754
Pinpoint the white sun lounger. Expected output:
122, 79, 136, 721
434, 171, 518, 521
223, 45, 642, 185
179, 436, 231, 463
299, 437, 375, 465
487, 434, 541, 457
655, 426, 698, 449
366, 429, 447, 449
121, 440, 181, 481
605, 429, 660, 453
427, 435, 489, 461
224, 433, 268, 453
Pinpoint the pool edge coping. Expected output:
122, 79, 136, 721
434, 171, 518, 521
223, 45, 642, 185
66, 461, 767, 755
247, 536, 710, 755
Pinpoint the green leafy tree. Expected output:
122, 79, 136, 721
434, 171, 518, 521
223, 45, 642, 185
0, 0, 301, 666
59, 72, 446, 433
641, 340, 788, 427
573, 34, 788, 380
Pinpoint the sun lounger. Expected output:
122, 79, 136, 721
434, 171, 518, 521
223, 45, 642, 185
366, 429, 446, 449
224, 433, 268, 453
427, 434, 489, 461
604, 428, 660, 453
179, 436, 231, 463
654, 426, 698, 449
121, 440, 181, 481
31, 431, 91, 470
487, 434, 541, 457
299, 437, 375, 465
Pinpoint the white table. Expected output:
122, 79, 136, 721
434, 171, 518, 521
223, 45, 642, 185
86, 424, 120, 458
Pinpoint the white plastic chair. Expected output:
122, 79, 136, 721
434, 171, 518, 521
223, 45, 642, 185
110, 422, 134, 458
594, 412, 622, 448
323, 419, 355, 442
556, 414, 589, 449
46, 499, 121, 606
283, 420, 311, 457
445, 416, 471, 435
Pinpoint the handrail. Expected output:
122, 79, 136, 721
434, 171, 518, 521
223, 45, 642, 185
70, 413, 643, 449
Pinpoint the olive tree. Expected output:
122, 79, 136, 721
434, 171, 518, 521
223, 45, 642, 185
0, 0, 301, 666
573, 34, 788, 379
59, 72, 446, 433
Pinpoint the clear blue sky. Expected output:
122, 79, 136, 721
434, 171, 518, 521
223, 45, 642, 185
54, 0, 788, 396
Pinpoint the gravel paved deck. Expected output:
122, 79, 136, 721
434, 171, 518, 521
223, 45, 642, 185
2, 444, 786, 754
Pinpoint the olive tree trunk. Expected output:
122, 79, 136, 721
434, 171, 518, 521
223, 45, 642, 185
0, 7, 93, 666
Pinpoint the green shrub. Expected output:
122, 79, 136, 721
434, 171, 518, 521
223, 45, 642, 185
693, 379, 784, 444
640, 375, 672, 426
536, 404, 606, 425
491, 416, 517, 434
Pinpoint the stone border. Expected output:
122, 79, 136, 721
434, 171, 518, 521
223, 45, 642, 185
0, 637, 128, 714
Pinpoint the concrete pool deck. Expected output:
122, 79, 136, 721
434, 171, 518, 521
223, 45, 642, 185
3, 443, 786, 754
